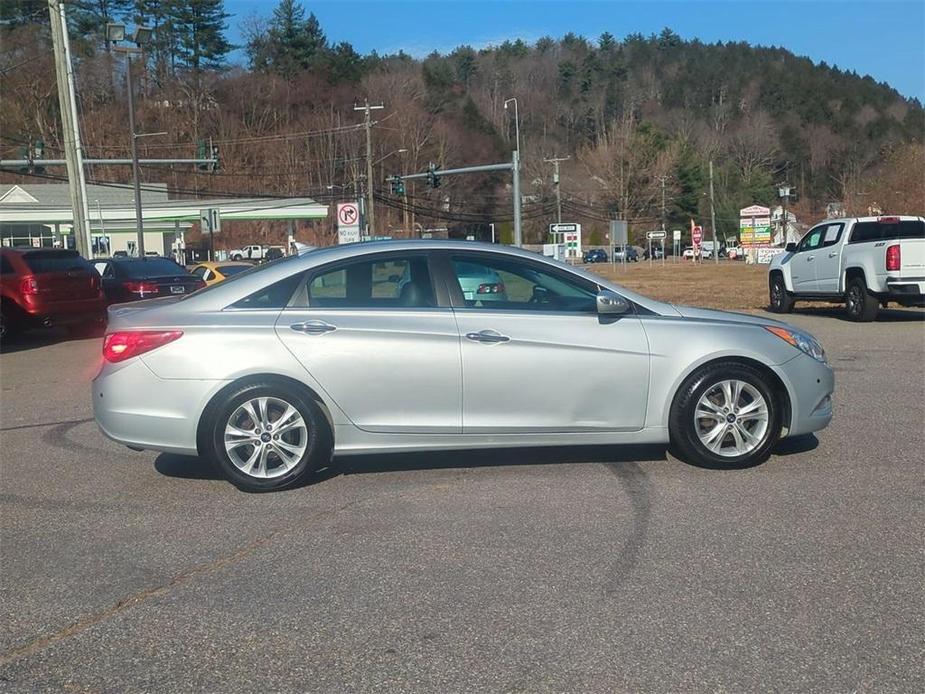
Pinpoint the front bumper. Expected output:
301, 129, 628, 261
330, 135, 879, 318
92, 357, 227, 456
779, 352, 835, 437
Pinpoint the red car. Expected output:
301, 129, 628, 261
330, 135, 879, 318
0, 248, 107, 339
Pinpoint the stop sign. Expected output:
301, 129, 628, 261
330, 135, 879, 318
692, 226, 703, 246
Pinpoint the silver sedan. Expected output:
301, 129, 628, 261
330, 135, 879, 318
93, 240, 834, 492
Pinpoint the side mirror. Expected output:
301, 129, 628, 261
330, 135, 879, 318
785, 243, 797, 252
597, 290, 630, 316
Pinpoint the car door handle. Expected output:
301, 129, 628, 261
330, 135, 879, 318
465, 329, 510, 344
828, 252, 838, 258
806, 256, 815, 262
290, 320, 336, 335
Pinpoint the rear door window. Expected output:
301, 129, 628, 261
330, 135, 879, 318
306, 255, 435, 309
822, 223, 845, 247
22, 251, 90, 274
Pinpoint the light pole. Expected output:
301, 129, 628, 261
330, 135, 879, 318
504, 97, 522, 247
108, 23, 153, 257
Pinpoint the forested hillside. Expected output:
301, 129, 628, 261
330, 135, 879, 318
2, 0, 922, 245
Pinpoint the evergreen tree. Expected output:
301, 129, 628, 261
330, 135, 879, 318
247, 0, 327, 78
173, 0, 232, 73
70, 0, 133, 41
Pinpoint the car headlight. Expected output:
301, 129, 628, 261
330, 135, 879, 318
764, 326, 827, 363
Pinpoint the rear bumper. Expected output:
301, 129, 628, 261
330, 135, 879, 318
886, 280, 925, 306
92, 357, 228, 456
15, 296, 108, 326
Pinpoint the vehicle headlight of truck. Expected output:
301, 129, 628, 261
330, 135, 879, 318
764, 326, 827, 363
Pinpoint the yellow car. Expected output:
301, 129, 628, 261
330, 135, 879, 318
189, 260, 253, 286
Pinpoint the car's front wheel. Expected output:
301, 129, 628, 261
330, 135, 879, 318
669, 362, 782, 469
208, 381, 332, 492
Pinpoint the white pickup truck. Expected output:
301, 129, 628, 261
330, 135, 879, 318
768, 215, 925, 321
227, 245, 285, 261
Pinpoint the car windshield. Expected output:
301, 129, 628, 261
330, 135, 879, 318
217, 265, 251, 277
116, 258, 187, 278
22, 251, 91, 274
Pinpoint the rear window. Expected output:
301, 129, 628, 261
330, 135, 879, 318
115, 259, 187, 278
218, 265, 250, 277
850, 220, 925, 243
22, 251, 91, 274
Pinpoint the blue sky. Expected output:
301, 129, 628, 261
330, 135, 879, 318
223, 0, 925, 101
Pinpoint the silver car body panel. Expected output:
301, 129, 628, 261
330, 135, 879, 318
93, 240, 834, 457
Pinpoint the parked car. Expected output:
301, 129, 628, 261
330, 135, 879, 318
612, 246, 639, 262
682, 246, 698, 259
92, 257, 205, 305
1, 248, 106, 339
189, 261, 254, 286
769, 215, 925, 321
583, 248, 608, 264
94, 240, 834, 492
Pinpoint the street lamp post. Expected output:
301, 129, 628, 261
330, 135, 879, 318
107, 24, 153, 257
504, 98, 522, 247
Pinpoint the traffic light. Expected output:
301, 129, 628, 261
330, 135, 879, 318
427, 163, 441, 189
389, 175, 405, 196
210, 143, 220, 172
33, 139, 44, 174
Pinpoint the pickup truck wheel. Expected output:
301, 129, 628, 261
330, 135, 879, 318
845, 277, 878, 322
231, 253, 243, 261
769, 275, 794, 313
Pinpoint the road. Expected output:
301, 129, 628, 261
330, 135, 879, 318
1, 310, 923, 692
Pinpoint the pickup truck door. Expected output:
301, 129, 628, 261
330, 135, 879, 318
812, 222, 846, 293
791, 225, 825, 292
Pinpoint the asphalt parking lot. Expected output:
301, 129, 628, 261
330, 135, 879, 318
1, 309, 923, 692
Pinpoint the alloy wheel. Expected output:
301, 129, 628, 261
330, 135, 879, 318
694, 380, 770, 457
223, 396, 308, 478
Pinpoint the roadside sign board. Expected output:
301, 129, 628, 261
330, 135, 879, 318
609, 220, 628, 246
550, 223, 582, 260
673, 230, 682, 241
692, 226, 703, 246
199, 208, 221, 234
739, 205, 771, 248
336, 201, 361, 244
646, 230, 667, 240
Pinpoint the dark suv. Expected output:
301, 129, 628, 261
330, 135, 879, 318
1, 248, 107, 339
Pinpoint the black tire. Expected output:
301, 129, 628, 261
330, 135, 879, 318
669, 362, 783, 469
232, 254, 243, 261
0, 306, 18, 341
768, 274, 794, 313
207, 381, 332, 492
845, 276, 878, 322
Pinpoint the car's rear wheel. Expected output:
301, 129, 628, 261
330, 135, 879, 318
845, 276, 878, 322
209, 382, 332, 492
670, 362, 782, 469
768, 274, 794, 313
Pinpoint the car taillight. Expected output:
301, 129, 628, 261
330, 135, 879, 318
477, 282, 504, 294
886, 244, 901, 271
102, 330, 183, 363
123, 280, 159, 296
192, 278, 206, 290
878, 216, 901, 224
19, 276, 39, 295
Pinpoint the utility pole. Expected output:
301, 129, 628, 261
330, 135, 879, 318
354, 100, 384, 236
709, 160, 718, 265
512, 151, 522, 246
657, 175, 668, 232
544, 155, 569, 225
48, 0, 91, 257
125, 55, 145, 256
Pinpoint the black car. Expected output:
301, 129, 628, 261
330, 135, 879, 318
583, 248, 608, 263
93, 257, 206, 304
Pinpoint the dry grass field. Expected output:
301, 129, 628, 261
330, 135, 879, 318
587, 259, 773, 311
